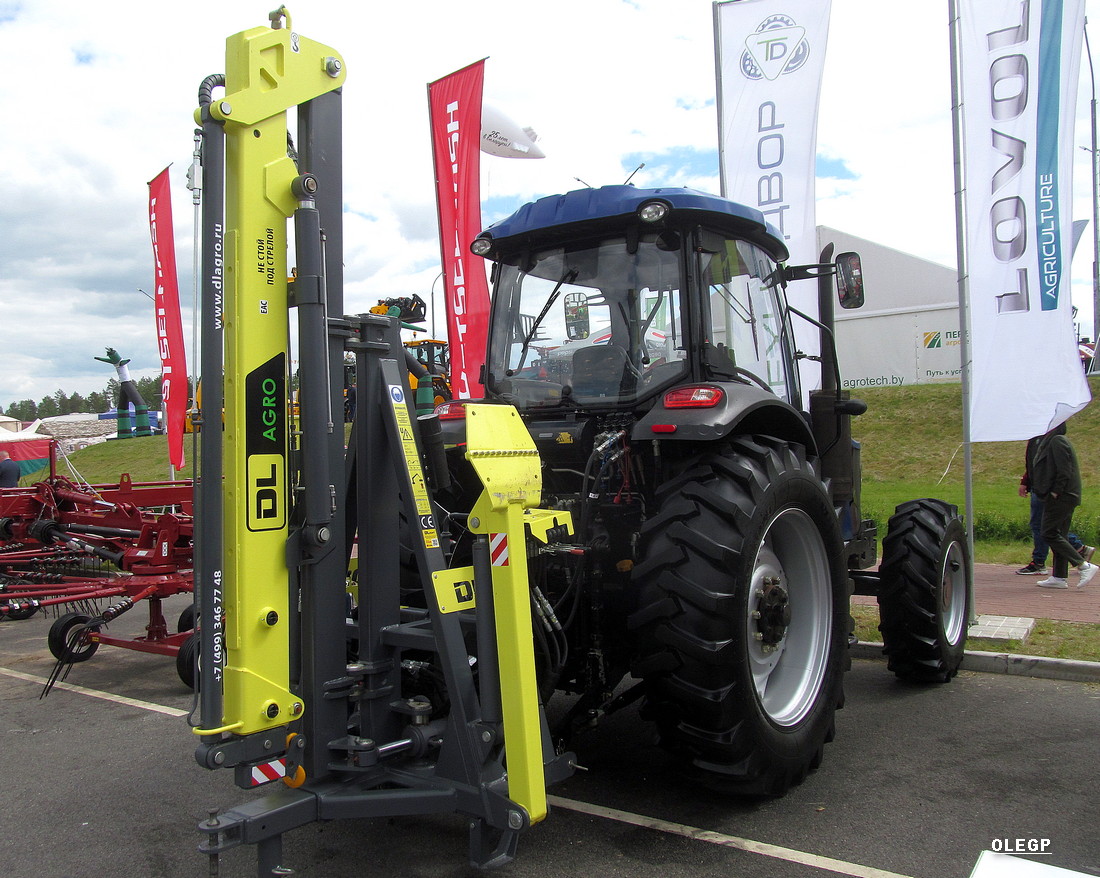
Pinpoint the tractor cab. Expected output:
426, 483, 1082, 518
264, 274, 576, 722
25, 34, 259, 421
472, 185, 806, 415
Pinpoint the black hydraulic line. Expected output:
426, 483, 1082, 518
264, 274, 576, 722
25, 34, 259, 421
472, 535, 502, 728
417, 412, 451, 492
296, 89, 351, 782
60, 536, 124, 567
63, 524, 142, 540
291, 174, 334, 545
194, 74, 226, 735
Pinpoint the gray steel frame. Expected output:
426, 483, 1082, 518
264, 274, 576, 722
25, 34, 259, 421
192, 85, 571, 878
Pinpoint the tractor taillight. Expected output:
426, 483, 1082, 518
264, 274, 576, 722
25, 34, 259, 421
663, 385, 725, 408
435, 401, 467, 420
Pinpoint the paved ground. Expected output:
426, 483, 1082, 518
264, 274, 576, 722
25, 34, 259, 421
854, 562, 1100, 625
2, 562, 1098, 877
1, 639, 1097, 878
1, 587, 1099, 878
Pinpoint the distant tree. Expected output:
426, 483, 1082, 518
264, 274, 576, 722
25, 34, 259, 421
37, 395, 59, 418
52, 389, 69, 416
10, 400, 37, 421
87, 391, 106, 413
69, 391, 87, 413
136, 375, 163, 408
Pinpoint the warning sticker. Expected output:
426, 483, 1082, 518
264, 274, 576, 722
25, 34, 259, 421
389, 384, 439, 549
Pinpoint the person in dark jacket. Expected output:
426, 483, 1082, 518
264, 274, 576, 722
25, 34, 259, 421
0, 450, 19, 488
1030, 422, 1097, 588
1017, 435, 1093, 574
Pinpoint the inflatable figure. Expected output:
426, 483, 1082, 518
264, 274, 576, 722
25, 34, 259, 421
95, 348, 152, 438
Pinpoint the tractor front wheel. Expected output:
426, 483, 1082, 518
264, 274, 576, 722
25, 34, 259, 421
878, 499, 970, 683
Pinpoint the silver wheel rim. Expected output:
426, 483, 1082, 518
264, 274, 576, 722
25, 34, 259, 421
940, 540, 967, 644
746, 507, 832, 727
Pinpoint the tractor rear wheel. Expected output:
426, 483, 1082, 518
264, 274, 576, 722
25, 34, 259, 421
878, 499, 970, 683
630, 437, 850, 796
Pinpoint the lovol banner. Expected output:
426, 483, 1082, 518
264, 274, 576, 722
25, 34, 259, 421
428, 60, 490, 399
958, 0, 1091, 441
713, 0, 832, 399
147, 167, 188, 469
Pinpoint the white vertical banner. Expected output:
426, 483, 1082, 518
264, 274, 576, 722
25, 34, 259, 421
714, 0, 832, 396
959, 0, 1091, 441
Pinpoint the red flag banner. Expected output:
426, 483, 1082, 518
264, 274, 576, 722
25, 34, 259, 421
429, 60, 490, 399
147, 167, 188, 469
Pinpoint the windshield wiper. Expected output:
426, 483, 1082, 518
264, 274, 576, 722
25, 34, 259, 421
513, 267, 579, 373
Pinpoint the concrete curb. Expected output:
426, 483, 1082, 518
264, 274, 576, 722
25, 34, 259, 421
850, 642, 1100, 684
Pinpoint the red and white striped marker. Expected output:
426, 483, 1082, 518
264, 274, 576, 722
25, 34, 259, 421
489, 533, 509, 566
250, 758, 287, 786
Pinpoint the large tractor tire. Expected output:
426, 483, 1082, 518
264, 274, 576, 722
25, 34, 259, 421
630, 436, 850, 796
878, 499, 970, 683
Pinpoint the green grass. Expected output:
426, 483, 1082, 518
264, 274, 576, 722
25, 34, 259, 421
857, 376, 1100, 552
21, 434, 193, 484
20, 379, 1100, 554
853, 606, 1100, 663
16, 378, 1100, 663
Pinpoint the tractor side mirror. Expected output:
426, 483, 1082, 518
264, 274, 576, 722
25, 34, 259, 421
835, 252, 864, 310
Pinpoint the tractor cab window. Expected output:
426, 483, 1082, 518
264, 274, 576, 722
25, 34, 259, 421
487, 234, 687, 409
697, 234, 795, 404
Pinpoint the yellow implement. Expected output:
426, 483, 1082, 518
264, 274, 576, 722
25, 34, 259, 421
207, 15, 344, 737
464, 405, 572, 824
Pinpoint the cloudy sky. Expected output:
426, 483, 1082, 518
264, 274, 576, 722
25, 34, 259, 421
2, 0, 1098, 408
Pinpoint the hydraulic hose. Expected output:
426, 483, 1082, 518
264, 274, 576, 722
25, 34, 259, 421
193, 73, 227, 736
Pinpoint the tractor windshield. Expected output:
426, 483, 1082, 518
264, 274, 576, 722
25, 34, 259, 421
486, 233, 687, 409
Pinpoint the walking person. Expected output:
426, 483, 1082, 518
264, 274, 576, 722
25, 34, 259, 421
1017, 434, 1094, 574
1030, 422, 1098, 589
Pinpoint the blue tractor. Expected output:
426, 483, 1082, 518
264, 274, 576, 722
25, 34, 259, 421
438, 184, 970, 795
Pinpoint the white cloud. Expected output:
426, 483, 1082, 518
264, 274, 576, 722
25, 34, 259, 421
2, 0, 1098, 407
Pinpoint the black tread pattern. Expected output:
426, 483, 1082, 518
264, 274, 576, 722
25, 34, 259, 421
878, 499, 970, 683
628, 436, 849, 796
